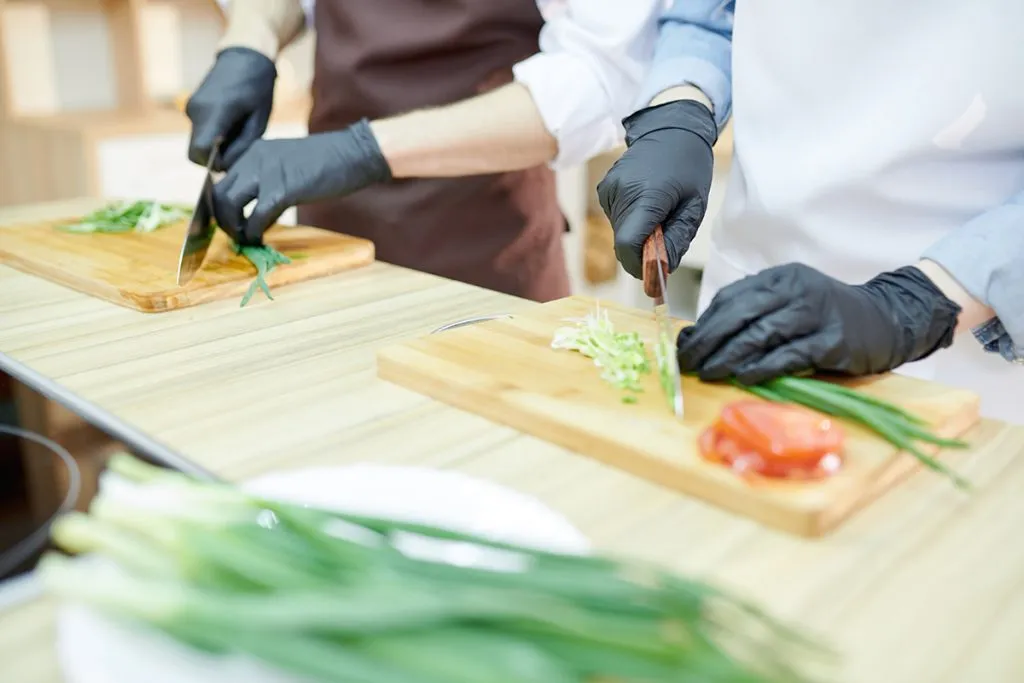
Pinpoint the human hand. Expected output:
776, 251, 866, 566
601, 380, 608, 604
597, 99, 717, 278
677, 263, 962, 384
211, 119, 392, 245
185, 47, 278, 172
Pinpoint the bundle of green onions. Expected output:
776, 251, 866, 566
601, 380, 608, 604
57, 200, 191, 233
39, 453, 830, 683
551, 307, 971, 489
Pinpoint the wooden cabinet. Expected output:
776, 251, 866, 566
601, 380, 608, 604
0, 0, 314, 207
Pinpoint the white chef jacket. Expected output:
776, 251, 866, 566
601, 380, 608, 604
255, 0, 668, 168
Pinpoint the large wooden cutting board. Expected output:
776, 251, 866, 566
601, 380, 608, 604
376, 296, 982, 537
0, 215, 374, 312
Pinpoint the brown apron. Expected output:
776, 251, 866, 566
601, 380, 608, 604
297, 0, 570, 302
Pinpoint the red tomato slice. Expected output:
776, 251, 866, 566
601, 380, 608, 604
718, 400, 845, 460
699, 401, 845, 480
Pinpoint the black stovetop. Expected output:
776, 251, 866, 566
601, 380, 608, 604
0, 423, 177, 591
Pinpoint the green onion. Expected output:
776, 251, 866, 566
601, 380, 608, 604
654, 324, 681, 412
551, 305, 652, 402
737, 376, 971, 489
38, 452, 831, 683
233, 244, 291, 307
57, 200, 190, 234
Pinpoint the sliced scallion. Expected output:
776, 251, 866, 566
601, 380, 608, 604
57, 200, 190, 234
551, 305, 652, 402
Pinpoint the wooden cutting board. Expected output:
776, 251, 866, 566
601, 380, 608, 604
0, 215, 374, 312
376, 295, 982, 537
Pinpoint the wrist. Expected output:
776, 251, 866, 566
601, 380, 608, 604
650, 85, 713, 113
332, 119, 393, 185
217, 0, 305, 60
870, 265, 961, 365
914, 259, 996, 332
623, 99, 718, 150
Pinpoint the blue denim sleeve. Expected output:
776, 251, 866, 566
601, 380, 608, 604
636, 0, 734, 132
921, 189, 1024, 364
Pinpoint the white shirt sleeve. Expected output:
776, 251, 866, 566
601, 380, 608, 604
513, 0, 665, 168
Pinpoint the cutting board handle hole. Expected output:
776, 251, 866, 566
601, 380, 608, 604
431, 314, 513, 335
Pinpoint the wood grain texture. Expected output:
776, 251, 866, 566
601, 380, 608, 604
2, 198, 1024, 683
0, 215, 375, 311
582, 212, 618, 286
377, 295, 981, 537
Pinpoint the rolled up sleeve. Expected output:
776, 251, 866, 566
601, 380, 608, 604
513, 0, 664, 167
922, 189, 1024, 364
215, 0, 315, 28
636, 0, 735, 133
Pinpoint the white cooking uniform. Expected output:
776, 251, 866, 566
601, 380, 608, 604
639, 0, 1024, 424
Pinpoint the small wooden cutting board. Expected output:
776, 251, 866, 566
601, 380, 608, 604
0, 216, 374, 312
376, 296, 982, 537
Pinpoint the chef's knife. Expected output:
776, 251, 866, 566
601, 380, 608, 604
642, 225, 685, 419
175, 140, 221, 287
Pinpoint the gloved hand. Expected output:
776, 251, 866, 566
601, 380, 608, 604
597, 99, 718, 279
185, 47, 277, 172
678, 263, 962, 385
211, 119, 393, 245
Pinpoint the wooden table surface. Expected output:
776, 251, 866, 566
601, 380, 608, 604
1, 198, 1023, 683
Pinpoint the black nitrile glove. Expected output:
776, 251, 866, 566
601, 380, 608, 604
678, 263, 962, 385
597, 99, 718, 279
185, 47, 277, 172
211, 119, 393, 245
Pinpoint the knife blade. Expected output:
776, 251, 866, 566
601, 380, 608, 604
642, 225, 685, 419
175, 140, 221, 287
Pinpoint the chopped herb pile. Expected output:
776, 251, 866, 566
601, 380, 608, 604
233, 243, 292, 307
551, 305, 652, 403
57, 200, 190, 234
38, 452, 830, 683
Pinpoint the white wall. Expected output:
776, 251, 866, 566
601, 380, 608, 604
27, 2, 314, 114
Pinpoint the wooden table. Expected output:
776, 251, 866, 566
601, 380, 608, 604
1, 198, 1023, 683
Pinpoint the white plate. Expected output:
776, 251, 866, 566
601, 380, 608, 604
54, 464, 591, 683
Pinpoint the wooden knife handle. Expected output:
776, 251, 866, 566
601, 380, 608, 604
642, 225, 669, 299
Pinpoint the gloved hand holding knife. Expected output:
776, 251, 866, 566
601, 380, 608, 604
186, 47, 393, 248
597, 98, 718, 278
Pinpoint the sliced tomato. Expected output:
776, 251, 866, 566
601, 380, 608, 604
717, 400, 845, 460
698, 400, 845, 480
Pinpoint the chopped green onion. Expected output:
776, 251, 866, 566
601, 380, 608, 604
551, 305, 652, 402
57, 200, 190, 234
